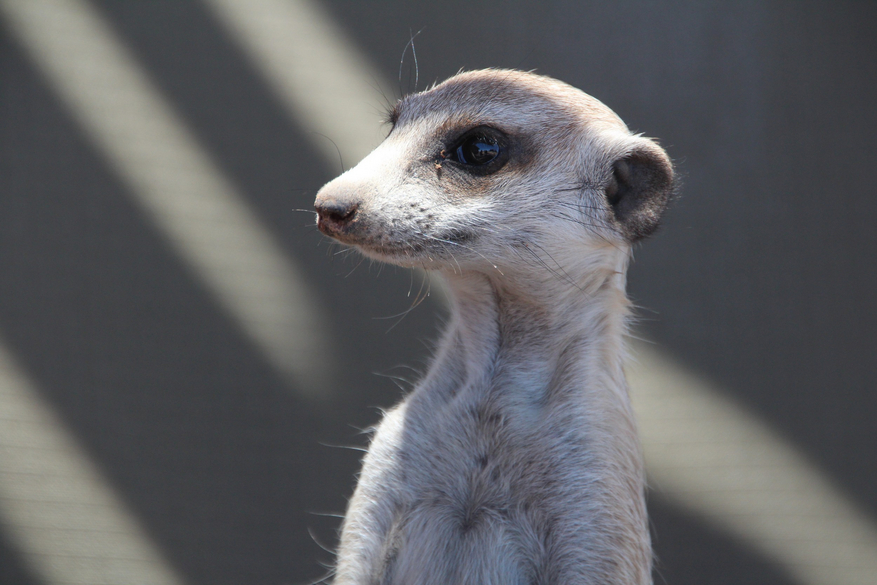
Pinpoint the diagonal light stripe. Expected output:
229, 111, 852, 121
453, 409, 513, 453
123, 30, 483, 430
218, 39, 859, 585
203, 0, 447, 306
204, 0, 393, 166
0, 336, 187, 585
0, 0, 332, 400
629, 343, 877, 585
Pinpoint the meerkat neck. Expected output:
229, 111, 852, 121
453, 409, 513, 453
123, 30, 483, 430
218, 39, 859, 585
439, 256, 633, 403
420, 262, 651, 583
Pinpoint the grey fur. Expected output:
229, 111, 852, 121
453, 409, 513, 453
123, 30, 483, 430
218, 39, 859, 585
314, 69, 674, 585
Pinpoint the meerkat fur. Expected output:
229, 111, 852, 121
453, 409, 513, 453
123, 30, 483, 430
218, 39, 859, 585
314, 69, 674, 585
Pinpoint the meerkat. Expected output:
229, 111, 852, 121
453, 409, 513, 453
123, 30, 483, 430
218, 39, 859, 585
314, 69, 673, 585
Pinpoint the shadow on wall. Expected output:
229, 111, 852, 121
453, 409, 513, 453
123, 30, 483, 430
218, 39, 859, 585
0, 1, 874, 584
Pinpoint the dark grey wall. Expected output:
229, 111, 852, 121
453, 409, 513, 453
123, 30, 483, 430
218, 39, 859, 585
1, 1, 874, 584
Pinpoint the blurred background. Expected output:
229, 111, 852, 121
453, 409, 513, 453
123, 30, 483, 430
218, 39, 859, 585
1, 1, 875, 584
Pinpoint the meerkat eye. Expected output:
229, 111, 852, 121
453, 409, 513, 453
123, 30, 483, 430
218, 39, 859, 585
447, 126, 509, 174
455, 135, 500, 165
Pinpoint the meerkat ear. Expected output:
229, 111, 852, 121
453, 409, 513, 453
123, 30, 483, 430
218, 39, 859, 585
604, 140, 674, 241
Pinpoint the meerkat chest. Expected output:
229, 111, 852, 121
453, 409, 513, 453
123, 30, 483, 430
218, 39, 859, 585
386, 391, 592, 518
339, 392, 601, 583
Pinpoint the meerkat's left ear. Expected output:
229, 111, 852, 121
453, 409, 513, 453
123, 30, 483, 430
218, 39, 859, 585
604, 139, 675, 241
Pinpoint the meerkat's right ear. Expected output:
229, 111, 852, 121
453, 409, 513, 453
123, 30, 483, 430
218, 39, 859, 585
604, 139, 674, 241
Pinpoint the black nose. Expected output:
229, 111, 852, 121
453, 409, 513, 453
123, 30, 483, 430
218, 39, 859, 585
314, 197, 359, 233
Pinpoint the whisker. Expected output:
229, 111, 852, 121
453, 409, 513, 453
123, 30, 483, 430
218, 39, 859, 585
318, 442, 369, 453
523, 240, 585, 292
344, 254, 367, 277
309, 131, 344, 173
421, 233, 504, 276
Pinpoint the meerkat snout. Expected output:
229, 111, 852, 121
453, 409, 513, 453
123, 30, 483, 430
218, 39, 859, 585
315, 196, 359, 236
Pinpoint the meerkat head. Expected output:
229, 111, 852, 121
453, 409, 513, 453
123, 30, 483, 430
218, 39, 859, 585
314, 69, 673, 279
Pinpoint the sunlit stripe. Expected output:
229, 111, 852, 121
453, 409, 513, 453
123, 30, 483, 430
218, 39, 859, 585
629, 343, 877, 585
203, 0, 446, 308
0, 337, 187, 585
0, 0, 332, 399
204, 0, 393, 166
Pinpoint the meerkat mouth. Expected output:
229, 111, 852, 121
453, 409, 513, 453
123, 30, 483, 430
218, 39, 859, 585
319, 212, 477, 267
351, 239, 439, 266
